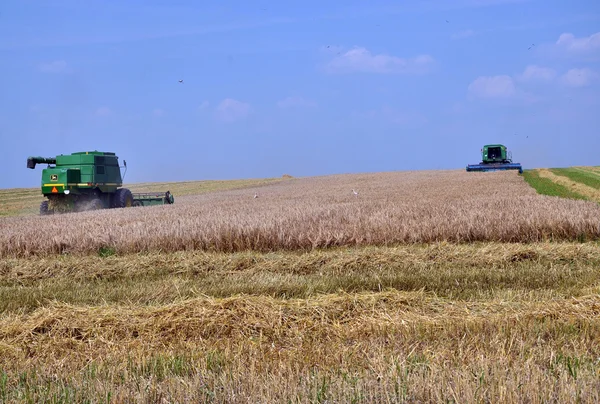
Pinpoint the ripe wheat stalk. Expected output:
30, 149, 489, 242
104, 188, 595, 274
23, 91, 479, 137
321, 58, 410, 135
1, 170, 599, 257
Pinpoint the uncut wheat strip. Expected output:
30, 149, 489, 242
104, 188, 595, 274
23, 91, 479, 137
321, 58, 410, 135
11, 193, 600, 235
2, 171, 600, 257
5, 197, 600, 248
2, 196, 599, 257
537, 169, 600, 202
0, 171, 560, 232
2, 292, 600, 346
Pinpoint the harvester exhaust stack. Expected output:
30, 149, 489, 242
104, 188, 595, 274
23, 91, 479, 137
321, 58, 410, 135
466, 144, 523, 174
27, 157, 56, 169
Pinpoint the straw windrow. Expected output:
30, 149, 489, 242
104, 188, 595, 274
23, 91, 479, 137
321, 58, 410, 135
1, 291, 599, 402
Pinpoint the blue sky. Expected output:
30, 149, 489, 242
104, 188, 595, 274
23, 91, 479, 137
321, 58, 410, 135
1, 0, 599, 188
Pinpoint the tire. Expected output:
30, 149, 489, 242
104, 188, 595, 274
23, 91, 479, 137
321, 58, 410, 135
40, 200, 50, 215
132, 200, 143, 207
112, 188, 134, 208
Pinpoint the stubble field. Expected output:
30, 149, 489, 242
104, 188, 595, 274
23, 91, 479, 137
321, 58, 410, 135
1, 169, 600, 403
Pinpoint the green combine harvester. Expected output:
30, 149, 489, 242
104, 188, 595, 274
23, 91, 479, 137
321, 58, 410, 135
27, 151, 174, 215
466, 144, 523, 174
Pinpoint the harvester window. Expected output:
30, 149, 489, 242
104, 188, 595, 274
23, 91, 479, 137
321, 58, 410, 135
96, 166, 105, 174
488, 148, 501, 159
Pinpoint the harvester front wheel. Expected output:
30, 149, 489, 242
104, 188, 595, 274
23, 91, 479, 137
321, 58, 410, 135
40, 200, 51, 215
112, 188, 134, 208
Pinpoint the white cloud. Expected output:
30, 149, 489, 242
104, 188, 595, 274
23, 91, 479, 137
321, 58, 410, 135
214, 98, 251, 122
152, 108, 165, 117
95, 107, 112, 117
277, 96, 317, 109
468, 63, 595, 104
561, 68, 597, 87
198, 101, 210, 110
451, 29, 475, 40
325, 47, 434, 74
517, 65, 556, 82
468, 75, 517, 98
39, 60, 68, 73
556, 32, 600, 54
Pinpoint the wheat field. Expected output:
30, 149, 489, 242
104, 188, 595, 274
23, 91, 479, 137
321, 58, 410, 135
1, 168, 600, 403
2, 170, 600, 258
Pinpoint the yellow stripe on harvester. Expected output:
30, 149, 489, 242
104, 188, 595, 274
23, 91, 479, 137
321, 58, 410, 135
44, 183, 64, 187
64, 183, 121, 186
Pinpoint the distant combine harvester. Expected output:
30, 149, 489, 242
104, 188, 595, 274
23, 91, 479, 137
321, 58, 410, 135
466, 144, 523, 174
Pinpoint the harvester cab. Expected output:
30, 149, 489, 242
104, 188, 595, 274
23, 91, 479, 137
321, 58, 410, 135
487, 146, 503, 161
27, 151, 174, 215
466, 144, 523, 174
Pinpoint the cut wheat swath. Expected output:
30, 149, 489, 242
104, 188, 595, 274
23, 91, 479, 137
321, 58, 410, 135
1, 291, 599, 402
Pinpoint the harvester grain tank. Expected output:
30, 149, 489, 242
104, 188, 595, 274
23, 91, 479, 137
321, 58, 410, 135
466, 144, 523, 174
26, 151, 174, 215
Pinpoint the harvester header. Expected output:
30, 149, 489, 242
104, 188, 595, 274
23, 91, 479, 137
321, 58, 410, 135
27, 150, 174, 215
466, 144, 523, 174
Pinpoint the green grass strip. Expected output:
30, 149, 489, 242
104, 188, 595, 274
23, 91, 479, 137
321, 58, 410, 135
550, 168, 600, 190
574, 167, 600, 180
522, 170, 588, 200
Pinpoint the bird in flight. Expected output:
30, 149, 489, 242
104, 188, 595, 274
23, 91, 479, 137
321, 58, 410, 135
178, 79, 184, 83
528, 43, 535, 50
